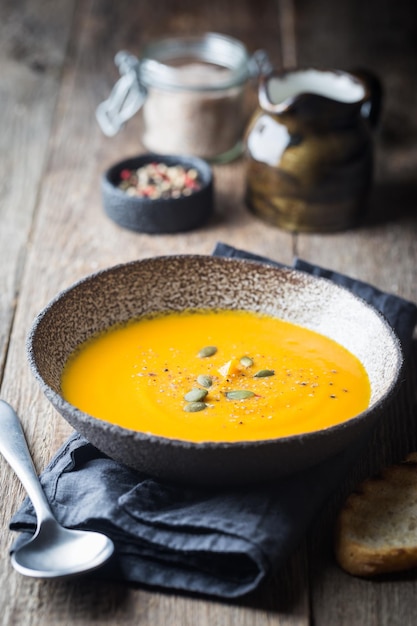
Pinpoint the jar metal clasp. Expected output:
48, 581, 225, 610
96, 51, 147, 137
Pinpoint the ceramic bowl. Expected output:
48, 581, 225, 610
27, 256, 403, 486
101, 154, 213, 234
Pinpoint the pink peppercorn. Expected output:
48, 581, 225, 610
120, 169, 132, 181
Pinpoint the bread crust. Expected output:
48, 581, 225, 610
335, 454, 417, 577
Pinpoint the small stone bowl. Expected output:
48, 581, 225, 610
27, 255, 403, 486
101, 154, 214, 234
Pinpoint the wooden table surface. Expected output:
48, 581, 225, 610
1, 0, 416, 623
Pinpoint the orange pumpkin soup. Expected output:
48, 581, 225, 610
61, 309, 371, 442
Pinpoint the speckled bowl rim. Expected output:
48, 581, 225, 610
26, 255, 404, 455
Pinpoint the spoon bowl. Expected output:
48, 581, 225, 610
0, 400, 114, 579
11, 519, 114, 578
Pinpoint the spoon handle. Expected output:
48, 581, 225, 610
0, 400, 53, 523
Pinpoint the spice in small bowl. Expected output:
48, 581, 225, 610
118, 162, 202, 200
101, 153, 213, 234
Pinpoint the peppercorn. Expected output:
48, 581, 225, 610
118, 162, 202, 199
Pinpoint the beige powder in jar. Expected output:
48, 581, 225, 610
141, 63, 246, 160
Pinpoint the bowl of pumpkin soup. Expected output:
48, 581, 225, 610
27, 255, 403, 485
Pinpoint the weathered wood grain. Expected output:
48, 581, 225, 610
0, 0, 75, 381
0, 1, 83, 624
1, 0, 416, 623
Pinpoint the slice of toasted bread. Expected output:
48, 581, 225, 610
335, 454, 417, 577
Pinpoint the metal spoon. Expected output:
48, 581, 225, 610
0, 400, 114, 578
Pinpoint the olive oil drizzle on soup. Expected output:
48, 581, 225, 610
61, 309, 371, 443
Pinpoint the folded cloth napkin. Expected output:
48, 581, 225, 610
10, 243, 417, 598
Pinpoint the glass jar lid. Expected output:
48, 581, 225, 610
138, 33, 251, 91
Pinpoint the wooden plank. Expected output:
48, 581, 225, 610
0, 1, 307, 624
0, 0, 80, 623
293, 0, 417, 296
0, 0, 75, 381
306, 345, 417, 626
291, 0, 417, 624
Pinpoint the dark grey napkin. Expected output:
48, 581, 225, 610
10, 243, 417, 598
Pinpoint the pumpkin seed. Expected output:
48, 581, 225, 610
240, 356, 253, 368
254, 369, 275, 378
197, 346, 217, 358
197, 375, 213, 388
225, 390, 255, 400
184, 388, 208, 402
184, 401, 207, 412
